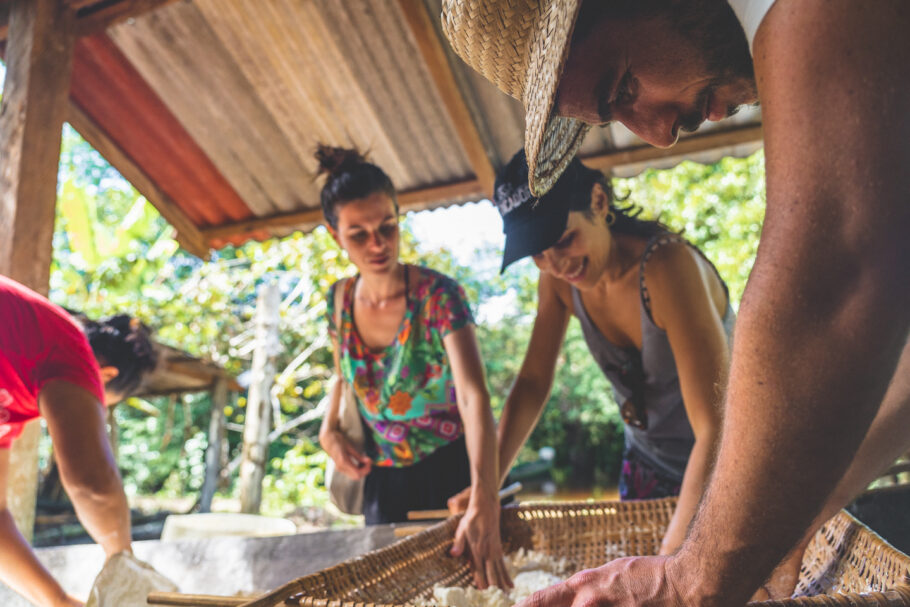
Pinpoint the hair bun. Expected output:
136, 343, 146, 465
314, 144, 367, 179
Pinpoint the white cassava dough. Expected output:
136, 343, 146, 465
414, 549, 572, 607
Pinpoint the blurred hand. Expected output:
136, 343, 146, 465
323, 430, 372, 479
450, 494, 512, 590
447, 486, 471, 515
53, 595, 83, 607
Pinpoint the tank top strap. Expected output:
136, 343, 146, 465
638, 233, 687, 324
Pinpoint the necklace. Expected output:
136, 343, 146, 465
355, 265, 408, 308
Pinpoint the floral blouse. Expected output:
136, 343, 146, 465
327, 266, 474, 467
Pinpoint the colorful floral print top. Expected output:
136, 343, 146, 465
327, 266, 474, 467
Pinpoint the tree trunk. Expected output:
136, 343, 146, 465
0, 0, 76, 541
239, 283, 281, 514
199, 377, 229, 513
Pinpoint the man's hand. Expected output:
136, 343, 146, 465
450, 495, 512, 590
515, 555, 690, 607
323, 430, 371, 479
447, 486, 471, 515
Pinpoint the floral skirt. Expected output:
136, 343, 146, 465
618, 446, 682, 501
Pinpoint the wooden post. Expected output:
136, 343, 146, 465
0, 0, 76, 541
199, 376, 229, 513
239, 283, 280, 514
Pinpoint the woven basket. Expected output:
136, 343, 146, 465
151, 498, 910, 607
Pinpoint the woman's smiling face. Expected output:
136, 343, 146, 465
532, 184, 613, 289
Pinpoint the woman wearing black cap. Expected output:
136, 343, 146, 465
0, 275, 157, 606
454, 151, 733, 555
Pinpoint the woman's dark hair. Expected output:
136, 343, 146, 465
541, 156, 672, 239
68, 311, 158, 397
315, 145, 397, 229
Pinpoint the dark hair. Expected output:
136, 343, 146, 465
315, 145, 398, 229
535, 156, 671, 239
68, 311, 158, 397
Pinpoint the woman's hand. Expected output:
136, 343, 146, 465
450, 493, 512, 590
323, 429, 372, 479
447, 486, 471, 515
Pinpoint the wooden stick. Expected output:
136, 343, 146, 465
407, 482, 522, 520
147, 592, 250, 606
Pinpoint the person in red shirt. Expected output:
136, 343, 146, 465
0, 275, 157, 607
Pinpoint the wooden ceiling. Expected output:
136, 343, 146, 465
0, 0, 763, 257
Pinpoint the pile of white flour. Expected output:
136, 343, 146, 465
414, 549, 572, 607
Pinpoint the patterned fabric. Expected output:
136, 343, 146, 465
327, 266, 474, 467
619, 445, 682, 500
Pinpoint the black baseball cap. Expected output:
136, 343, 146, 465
496, 150, 595, 273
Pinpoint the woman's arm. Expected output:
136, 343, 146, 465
319, 280, 372, 480
40, 380, 132, 560
447, 273, 570, 514
645, 244, 729, 555
0, 449, 81, 607
444, 324, 511, 590
496, 273, 572, 485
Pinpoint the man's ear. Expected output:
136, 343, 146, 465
590, 183, 611, 218
98, 366, 119, 385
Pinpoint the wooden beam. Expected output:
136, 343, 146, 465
582, 124, 764, 173
0, 0, 76, 543
396, 0, 497, 197
66, 102, 212, 258
199, 178, 485, 242
1, 0, 180, 42
74, 0, 181, 36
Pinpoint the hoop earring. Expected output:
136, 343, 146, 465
606, 209, 616, 227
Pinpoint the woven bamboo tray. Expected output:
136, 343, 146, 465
149, 498, 910, 607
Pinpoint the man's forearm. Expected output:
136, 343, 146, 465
676, 257, 908, 605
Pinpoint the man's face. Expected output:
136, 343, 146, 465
555, 11, 758, 148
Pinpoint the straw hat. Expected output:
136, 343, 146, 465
441, 0, 589, 196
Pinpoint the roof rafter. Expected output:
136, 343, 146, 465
0, 0, 180, 42
66, 102, 212, 258
396, 0, 497, 198
583, 125, 764, 172
200, 178, 485, 241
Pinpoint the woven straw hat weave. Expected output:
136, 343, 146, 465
441, 0, 590, 196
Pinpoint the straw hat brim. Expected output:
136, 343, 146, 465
521, 0, 590, 196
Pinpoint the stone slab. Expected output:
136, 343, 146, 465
0, 524, 400, 606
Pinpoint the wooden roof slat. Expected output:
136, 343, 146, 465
66, 102, 212, 258
396, 0, 497, 197
0, 0, 181, 41
200, 178, 485, 241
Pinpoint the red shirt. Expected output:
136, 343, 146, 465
0, 276, 104, 448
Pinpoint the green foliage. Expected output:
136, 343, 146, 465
50, 125, 766, 509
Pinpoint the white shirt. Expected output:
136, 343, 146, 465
727, 0, 777, 53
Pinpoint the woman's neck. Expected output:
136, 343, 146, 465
601, 233, 639, 284
357, 262, 407, 306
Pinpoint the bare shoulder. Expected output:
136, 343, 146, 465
643, 241, 721, 327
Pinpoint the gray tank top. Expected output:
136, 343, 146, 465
571, 234, 736, 481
